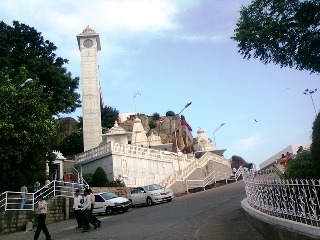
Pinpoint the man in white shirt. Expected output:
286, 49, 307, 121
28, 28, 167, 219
88, 189, 101, 229
81, 189, 91, 232
34, 195, 51, 240
73, 189, 83, 228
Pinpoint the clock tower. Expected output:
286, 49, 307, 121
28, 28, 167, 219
77, 26, 102, 151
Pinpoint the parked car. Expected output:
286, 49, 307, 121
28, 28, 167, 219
93, 192, 131, 215
128, 184, 174, 206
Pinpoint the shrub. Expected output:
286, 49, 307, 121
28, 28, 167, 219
152, 112, 160, 120
82, 173, 93, 186
149, 119, 157, 129
91, 167, 108, 187
166, 111, 175, 116
285, 150, 314, 179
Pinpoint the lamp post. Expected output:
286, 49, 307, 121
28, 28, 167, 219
303, 89, 318, 116
133, 92, 141, 115
0, 78, 33, 107
173, 102, 192, 171
213, 123, 225, 148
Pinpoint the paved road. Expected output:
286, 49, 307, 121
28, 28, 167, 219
3, 181, 264, 240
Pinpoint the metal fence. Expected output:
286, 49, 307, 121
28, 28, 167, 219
0, 180, 88, 212
242, 167, 320, 227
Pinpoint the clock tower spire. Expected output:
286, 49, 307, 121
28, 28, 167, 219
77, 26, 102, 151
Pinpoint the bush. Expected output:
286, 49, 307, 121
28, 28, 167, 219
285, 150, 314, 179
166, 111, 175, 116
91, 167, 108, 187
148, 119, 157, 129
152, 112, 160, 120
82, 173, 93, 186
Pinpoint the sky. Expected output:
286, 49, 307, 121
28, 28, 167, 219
0, 0, 319, 168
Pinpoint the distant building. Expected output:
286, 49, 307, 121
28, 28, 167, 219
259, 143, 311, 170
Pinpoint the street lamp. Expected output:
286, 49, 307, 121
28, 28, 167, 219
173, 102, 192, 171
0, 78, 33, 107
303, 89, 318, 116
213, 123, 225, 148
133, 92, 141, 115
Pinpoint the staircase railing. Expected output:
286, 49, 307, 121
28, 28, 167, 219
0, 180, 87, 212
159, 152, 230, 188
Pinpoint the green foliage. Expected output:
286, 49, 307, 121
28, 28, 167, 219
148, 119, 157, 129
232, 0, 320, 74
101, 106, 119, 131
0, 21, 81, 114
58, 129, 83, 158
152, 112, 160, 120
0, 76, 57, 191
311, 113, 320, 177
285, 150, 314, 179
166, 111, 175, 116
91, 167, 108, 187
82, 173, 93, 186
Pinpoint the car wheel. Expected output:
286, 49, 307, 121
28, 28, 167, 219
167, 198, 172, 202
105, 207, 114, 215
129, 199, 135, 208
146, 197, 153, 206
123, 207, 128, 212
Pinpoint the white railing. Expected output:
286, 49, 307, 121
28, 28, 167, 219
0, 180, 88, 212
75, 142, 196, 165
242, 167, 320, 228
186, 171, 216, 193
159, 152, 230, 188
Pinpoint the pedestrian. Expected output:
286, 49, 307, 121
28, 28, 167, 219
88, 189, 101, 229
81, 189, 91, 232
71, 172, 78, 183
20, 185, 28, 209
34, 181, 40, 192
73, 189, 83, 229
63, 172, 69, 185
34, 195, 52, 240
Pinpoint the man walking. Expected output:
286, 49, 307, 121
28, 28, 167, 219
88, 189, 101, 229
73, 189, 83, 228
81, 189, 91, 232
34, 195, 51, 240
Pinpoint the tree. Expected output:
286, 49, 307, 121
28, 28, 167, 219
0, 21, 81, 191
166, 111, 175, 116
311, 113, 320, 177
0, 21, 81, 114
91, 167, 108, 187
285, 150, 314, 179
0, 74, 57, 191
152, 112, 160, 120
58, 129, 83, 158
232, 0, 320, 74
101, 105, 119, 132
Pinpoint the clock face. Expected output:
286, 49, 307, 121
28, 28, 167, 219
83, 39, 93, 48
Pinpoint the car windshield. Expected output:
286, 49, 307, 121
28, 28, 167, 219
101, 192, 118, 200
144, 184, 164, 191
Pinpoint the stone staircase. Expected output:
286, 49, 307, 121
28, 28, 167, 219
159, 152, 231, 195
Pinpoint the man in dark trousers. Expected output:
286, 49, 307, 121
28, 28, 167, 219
88, 189, 101, 229
73, 189, 83, 228
34, 195, 51, 240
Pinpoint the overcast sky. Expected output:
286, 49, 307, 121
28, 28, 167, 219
1, 0, 319, 168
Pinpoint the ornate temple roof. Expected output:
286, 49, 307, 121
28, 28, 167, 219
107, 121, 126, 134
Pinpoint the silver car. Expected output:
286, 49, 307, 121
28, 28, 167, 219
128, 184, 174, 206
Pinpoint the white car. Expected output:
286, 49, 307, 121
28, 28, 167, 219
93, 192, 131, 215
128, 184, 174, 206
